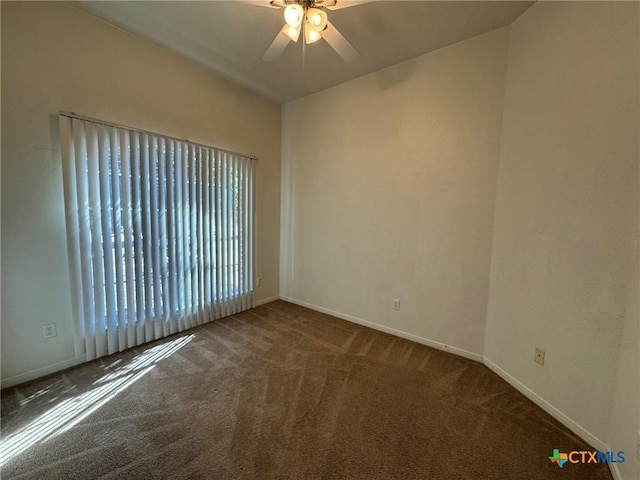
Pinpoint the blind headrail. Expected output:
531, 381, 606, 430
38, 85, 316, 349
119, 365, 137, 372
58, 111, 259, 161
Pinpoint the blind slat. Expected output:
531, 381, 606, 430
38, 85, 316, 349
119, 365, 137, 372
87, 124, 108, 358
119, 130, 137, 348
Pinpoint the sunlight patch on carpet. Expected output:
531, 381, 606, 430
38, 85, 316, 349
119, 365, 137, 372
0, 334, 194, 465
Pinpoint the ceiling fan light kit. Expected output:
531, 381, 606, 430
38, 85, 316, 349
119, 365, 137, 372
283, 23, 301, 42
306, 8, 328, 31
283, 4, 304, 27
304, 21, 322, 43
261, 0, 364, 63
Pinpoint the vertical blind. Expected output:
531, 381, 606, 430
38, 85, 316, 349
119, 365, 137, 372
60, 114, 256, 361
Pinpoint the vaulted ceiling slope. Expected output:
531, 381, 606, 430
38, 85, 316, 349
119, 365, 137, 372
77, 1, 534, 103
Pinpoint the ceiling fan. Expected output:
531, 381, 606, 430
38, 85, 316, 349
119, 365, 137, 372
256, 0, 371, 63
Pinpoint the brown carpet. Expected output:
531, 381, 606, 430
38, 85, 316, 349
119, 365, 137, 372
1, 301, 612, 479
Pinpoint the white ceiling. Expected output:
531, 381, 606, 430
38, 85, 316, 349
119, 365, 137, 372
77, 1, 534, 103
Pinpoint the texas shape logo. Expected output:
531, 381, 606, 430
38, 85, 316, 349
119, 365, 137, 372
549, 449, 569, 468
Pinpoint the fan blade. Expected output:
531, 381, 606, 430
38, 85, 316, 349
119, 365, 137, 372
263, 29, 291, 61
324, 0, 373, 10
322, 21, 358, 63
243, 0, 283, 7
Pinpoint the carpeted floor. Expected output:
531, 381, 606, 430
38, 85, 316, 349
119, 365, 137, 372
1, 301, 613, 479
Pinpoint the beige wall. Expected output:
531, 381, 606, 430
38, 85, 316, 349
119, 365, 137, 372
281, 28, 509, 358
484, 2, 638, 476
1, 2, 281, 385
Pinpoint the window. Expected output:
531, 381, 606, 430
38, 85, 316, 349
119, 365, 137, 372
60, 114, 256, 360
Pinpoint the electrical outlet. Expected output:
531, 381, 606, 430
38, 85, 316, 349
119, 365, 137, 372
534, 347, 545, 366
257, 277, 262, 287
392, 299, 400, 311
43, 323, 57, 339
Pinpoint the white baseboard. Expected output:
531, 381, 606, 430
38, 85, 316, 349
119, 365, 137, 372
1, 355, 87, 390
483, 358, 609, 450
483, 358, 621, 479
256, 295, 280, 306
279, 295, 483, 362
609, 463, 623, 480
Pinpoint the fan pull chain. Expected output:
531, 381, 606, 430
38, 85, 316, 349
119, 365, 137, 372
302, 33, 306, 77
